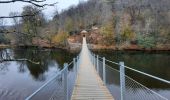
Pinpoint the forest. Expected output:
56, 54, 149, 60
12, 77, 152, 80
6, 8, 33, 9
0, 0, 170, 50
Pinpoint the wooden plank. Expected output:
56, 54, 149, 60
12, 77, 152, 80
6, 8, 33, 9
71, 37, 114, 100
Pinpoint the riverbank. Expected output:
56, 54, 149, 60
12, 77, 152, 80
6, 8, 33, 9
1, 43, 170, 53
87, 43, 170, 52
0, 44, 81, 53
0, 44, 10, 48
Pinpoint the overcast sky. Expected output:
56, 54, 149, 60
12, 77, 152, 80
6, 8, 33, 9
0, 0, 87, 25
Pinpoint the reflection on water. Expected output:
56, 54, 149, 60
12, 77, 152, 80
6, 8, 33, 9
94, 50, 170, 100
0, 48, 169, 100
0, 48, 77, 100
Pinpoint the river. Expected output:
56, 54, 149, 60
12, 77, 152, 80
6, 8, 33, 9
0, 48, 169, 100
0, 48, 77, 100
94, 50, 170, 100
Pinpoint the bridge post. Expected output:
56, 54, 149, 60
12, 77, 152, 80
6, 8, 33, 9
91, 53, 93, 62
92, 54, 94, 65
73, 58, 76, 73
91, 53, 93, 61
64, 63, 68, 100
90, 52, 93, 61
103, 57, 106, 84
77, 56, 79, 69
120, 62, 125, 100
97, 55, 99, 73
94, 54, 96, 67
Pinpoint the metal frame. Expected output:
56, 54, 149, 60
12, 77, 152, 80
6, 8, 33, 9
119, 62, 125, 100
97, 55, 99, 73
63, 63, 68, 100
103, 57, 106, 84
25, 72, 62, 100
104, 57, 170, 84
95, 55, 169, 100
25, 56, 79, 100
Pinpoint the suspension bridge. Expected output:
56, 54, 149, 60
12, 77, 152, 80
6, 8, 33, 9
71, 37, 113, 100
25, 37, 170, 100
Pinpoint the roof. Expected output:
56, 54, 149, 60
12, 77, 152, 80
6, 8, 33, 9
81, 30, 88, 33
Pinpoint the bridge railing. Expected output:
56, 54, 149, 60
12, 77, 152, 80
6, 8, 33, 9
25, 55, 80, 100
90, 52, 169, 100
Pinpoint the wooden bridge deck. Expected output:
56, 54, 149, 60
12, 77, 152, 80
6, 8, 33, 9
71, 37, 114, 100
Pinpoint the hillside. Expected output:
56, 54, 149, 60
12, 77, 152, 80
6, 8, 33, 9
0, 0, 170, 51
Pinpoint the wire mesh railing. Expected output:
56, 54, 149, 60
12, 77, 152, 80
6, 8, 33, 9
90, 52, 169, 100
124, 75, 168, 100
25, 55, 80, 100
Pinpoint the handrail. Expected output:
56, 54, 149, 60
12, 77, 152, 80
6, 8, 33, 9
91, 53, 169, 99
97, 55, 170, 84
85, 50, 169, 99
100, 61, 169, 100
98, 56, 119, 65
25, 72, 62, 100
25, 61, 74, 100
105, 59, 119, 65
125, 66, 170, 84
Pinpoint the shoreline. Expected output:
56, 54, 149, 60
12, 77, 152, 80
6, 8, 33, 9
89, 44, 170, 52
1, 44, 170, 53
90, 48, 170, 52
0, 44, 10, 48
0, 44, 81, 53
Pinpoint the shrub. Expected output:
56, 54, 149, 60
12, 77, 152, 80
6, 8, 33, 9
52, 31, 68, 46
121, 27, 135, 41
100, 23, 115, 45
137, 33, 156, 49
0, 34, 10, 44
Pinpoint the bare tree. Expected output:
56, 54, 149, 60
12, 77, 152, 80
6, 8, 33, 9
0, 0, 57, 19
0, 19, 6, 30
0, 0, 57, 8
9, 12, 21, 31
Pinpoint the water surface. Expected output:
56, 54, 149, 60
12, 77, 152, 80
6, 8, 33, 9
94, 50, 170, 99
0, 48, 76, 100
0, 48, 169, 100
